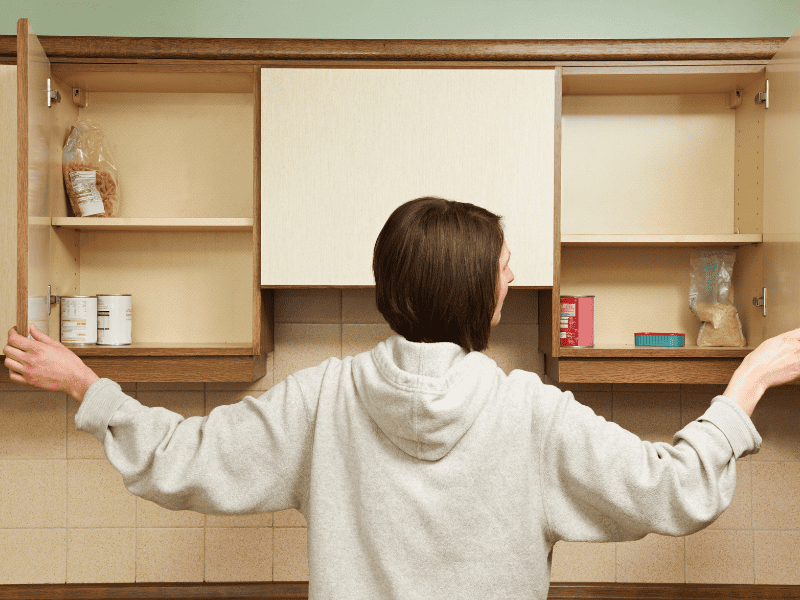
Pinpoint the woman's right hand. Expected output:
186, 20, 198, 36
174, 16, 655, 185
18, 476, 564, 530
745, 327, 800, 390
724, 327, 800, 417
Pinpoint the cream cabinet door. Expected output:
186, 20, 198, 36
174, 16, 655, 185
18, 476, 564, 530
261, 68, 556, 287
763, 26, 800, 339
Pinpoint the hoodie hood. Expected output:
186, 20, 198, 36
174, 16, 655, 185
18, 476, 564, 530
351, 335, 498, 461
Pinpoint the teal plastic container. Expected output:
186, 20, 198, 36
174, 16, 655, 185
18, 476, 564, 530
634, 333, 685, 347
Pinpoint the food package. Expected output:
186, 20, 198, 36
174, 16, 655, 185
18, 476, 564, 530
62, 119, 120, 217
689, 250, 746, 347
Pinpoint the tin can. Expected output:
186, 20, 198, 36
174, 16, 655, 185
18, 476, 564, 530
60, 296, 97, 344
96, 295, 132, 346
560, 295, 594, 347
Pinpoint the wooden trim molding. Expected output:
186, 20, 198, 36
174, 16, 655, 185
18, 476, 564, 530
0, 582, 799, 599
0, 35, 789, 63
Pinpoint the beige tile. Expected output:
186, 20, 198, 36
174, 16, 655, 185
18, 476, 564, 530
205, 527, 273, 582
206, 352, 274, 392
749, 388, 800, 462
495, 288, 537, 324
549, 541, 615, 582
484, 322, 543, 376
273, 509, 307, 527
0, 460, 66, 528
274, 324, 341, 385
567, 390, 613, 421
685, 529, 753, 584
275, 289, 341, 324
273, 527, 309, 582
67, 528, 135, 583
342, 288, 384, 324
135, 390, 205, 419
206, 511, 273, 528
136, 382, 204, 392
0, 390, 66, 459
707, 460, 751, 530
682, 383, 728, 397
612, 391, 681, 445
138, 497, 204, 528
616, 534, 685, 583
68, 460, 136, 528
612, 383, 681, 393
0, 529, 67, 584
754, 531, 800, 585
136, 528, 204, 582
342, 323, 394, 359
751, 462, 800, 530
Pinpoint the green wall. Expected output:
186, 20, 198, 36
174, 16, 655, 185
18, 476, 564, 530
4, 0, 800, 39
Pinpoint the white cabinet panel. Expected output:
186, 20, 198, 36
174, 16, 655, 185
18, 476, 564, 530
261, 68, 556, 287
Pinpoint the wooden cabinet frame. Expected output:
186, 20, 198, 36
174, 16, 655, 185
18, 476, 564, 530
0, 31, 794, 384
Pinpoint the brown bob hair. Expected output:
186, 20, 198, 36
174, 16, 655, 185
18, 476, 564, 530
373, 196, 504, 353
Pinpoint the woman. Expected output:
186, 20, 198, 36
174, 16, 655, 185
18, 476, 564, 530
4, 196, 800, 600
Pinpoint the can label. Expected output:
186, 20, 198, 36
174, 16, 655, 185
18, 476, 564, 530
61, 297, 98, 344
560, 296, 594, 347
97, 295, 132, 345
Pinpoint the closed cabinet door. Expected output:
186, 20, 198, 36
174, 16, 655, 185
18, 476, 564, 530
261, 68, 556, 287
16, 18, 52, 337
763, 25, 800, 340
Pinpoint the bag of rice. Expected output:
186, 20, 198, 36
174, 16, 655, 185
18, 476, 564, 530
689, 250, 746, 347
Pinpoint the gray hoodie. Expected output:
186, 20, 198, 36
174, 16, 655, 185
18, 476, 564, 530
76, 335, 762, 599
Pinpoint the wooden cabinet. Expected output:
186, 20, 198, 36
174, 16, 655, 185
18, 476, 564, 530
260, 68, 557, 287
0, 20, 272, 382
548, 28, 800, 383
2, 22, 798, 385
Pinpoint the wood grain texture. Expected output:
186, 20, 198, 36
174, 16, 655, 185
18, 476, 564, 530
0, 36, 788, 62
0, 355, 265, 382
0, 66, 17, 338
15, 20, 29, 336
552, 357, 743, 384
0, 582, 798, 599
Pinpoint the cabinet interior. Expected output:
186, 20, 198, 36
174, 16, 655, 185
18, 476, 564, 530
559, 66, 767, 352
46, 70, 258, 348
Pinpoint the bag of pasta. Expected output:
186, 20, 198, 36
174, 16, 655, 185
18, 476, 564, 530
62, 119, 120, 217
689, 249, 746, 347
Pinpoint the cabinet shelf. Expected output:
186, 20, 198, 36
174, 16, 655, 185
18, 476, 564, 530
52, 218, 254, 231
561, 234, 762, 247
557, 344, 755, 358
62, 343, 255, 356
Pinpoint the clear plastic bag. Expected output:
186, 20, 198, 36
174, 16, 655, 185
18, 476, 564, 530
62, 119, 121, 217
689, 249, 746, 347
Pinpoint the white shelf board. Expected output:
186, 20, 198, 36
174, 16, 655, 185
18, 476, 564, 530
561, 234, 762, 246
52, 217, 254, 231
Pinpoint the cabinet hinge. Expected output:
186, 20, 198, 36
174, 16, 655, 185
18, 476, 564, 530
755, 80, 769, 109
752, 287, 767, 316
47, 78, 61, 107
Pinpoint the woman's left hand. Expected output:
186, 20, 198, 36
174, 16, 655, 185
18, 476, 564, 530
4, 324, 99, 401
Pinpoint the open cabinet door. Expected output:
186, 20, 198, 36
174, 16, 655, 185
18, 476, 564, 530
763, 26, 800, 342
16, 18, 52, 337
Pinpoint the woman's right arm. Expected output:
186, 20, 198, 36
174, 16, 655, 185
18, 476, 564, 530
539, 327, 800, 545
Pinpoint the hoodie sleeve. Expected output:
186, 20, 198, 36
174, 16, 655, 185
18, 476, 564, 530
538, 387, 761, 544
74, 373, 315, 516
